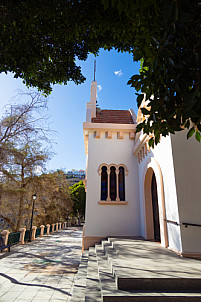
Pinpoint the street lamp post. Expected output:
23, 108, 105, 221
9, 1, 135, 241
28, 193, 37, 242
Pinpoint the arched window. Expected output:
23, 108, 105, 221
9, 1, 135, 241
101, 166, 108, 201
110, 166, 116, 201
99, 164, 127, 202
119, 166, 125, 201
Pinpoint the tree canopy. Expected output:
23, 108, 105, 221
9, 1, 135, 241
0, 95, 50, 231
0, 95, 73, 231
1, 0, 200, 141
0, 142, 48, 231
33, 170, 72, 227
69, 181, 86, 219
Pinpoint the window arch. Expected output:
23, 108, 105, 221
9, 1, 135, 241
98, 164, 128, 202
110, 166, 117, 201
119, 166, 125, 201
101, 166, 108, 201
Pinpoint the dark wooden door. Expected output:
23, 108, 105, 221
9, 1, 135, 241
151, 173, 161, 242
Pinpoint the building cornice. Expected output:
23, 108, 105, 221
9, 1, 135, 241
83, 122, 136, 156
133, 132, 151, 164
83, 122, 136, 131
133, 132, 148, 155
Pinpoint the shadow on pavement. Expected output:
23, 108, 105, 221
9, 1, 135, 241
0, 272, 72, 296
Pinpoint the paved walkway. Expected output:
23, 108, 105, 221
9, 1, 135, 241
0, 227, 83, 302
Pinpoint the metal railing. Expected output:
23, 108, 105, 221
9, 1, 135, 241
0, 222, 67, 248
35, 227, 41, 237
24, 230, 30, 242
182, 222, 201, 228
44, 226, 47, 235
0, 234, 4, 245
7, 231, 21, 245
165, 219, 201, 229
164, 219, 180, 226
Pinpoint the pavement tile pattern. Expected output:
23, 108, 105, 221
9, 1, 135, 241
0, 227, 83, 302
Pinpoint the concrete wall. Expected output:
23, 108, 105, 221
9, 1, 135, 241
85, 131, 140, 237
171, 131, 201, 254
137, 134, 182, 252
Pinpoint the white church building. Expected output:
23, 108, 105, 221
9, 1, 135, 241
83, 80, 201, 258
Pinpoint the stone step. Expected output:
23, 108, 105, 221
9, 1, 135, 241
70, 250, 89, 302
95, 243, 119, 298
72, 238, 201, 302
95, 243, 201, 302
101, 240, 118, 273
85, 247, 101, 302
102, 292, 201, 302
106, 238, 201, 291
117, 277, 201, 291
101, 240, 112, 249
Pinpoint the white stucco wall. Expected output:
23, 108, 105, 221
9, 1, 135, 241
171, 131, 201, 254
137, 134, 182, 252
85, 131, 140, 237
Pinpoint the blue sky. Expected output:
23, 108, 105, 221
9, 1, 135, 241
0, 49, 140, 172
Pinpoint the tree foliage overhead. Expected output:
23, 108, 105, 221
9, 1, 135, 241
125, 0, 201, 145
1, 0, 201, 141
0, 0, 138, 94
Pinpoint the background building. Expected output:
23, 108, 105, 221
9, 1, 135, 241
66, 169, 86, 178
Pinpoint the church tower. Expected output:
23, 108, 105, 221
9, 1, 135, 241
83, 80, 139, 250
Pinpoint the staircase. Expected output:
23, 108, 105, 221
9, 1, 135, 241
71, 238, 201, 301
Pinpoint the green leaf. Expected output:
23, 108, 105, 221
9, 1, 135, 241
155, 132, 160, 144
137, 94, 144, 107
187, 127, 195, 139
136, 122, 144, 132
162, 129, 169, 136
141, 108, 150, 115
195, 131, 201, 142
148, 137, 154, 148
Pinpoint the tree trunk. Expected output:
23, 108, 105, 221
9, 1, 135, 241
0, 213, 15, 230
16, 161, 25, 232
16, 192, 24, 232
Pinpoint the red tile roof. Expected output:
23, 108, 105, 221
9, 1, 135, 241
91, 109, 134, 124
